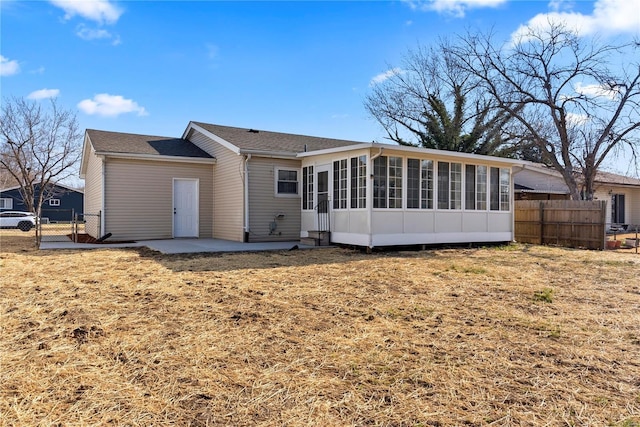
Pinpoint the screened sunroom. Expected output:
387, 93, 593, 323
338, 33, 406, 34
298, 143, 520, 248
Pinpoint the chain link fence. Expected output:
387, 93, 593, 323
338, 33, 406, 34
38, 210, 102, 243
38, 208, 75, 242
73, 212, 101, 242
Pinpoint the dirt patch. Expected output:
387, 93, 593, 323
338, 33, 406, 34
67, 233, 135, 244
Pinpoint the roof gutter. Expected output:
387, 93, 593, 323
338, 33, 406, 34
95, 151, 216, 164
239, 149, 298, 159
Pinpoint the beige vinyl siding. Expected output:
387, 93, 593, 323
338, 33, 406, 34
83, 147, 104, 237
630, 188, 640, 226
104, 158, 213, 241
248, 157, 301, 242
188, 129, 244, 241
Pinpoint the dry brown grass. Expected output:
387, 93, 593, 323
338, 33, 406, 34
1, 230, 639, 426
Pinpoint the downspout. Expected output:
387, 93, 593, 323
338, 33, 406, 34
367, 147, 384, 248
243, 154, 251, 242
100, 157, 106, 237
370, 146, 384, 161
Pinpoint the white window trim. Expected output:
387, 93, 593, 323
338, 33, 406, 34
49, 198, 61, 206
274, 167, 301, 198
0, 198, 13, 210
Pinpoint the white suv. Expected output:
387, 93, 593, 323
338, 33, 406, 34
0, 211, 37, 232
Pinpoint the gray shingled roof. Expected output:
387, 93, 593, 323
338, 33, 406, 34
192, 122, 368, 153
87, 129, 213, 159
595, 170, 640, 186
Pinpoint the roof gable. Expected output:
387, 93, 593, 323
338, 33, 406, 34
189, 122, 368, 154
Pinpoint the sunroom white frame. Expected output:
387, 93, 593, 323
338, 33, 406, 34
299, 143, 522, 248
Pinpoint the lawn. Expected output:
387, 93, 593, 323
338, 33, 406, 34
1, 230, 639, 426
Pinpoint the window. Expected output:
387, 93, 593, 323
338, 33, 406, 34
302, 166, 314, 210
333, 159, 347, 209
500, 168, 510, 211
490, 167, 500, 210
437, 162, 449, 209
276, 168, 299, 196
476, 166, 487, 210
388, 156, 403, 208
373, 156, 387, 208
437, 161, 462, 210
465, 165, 476, 210
489, 167, 510, 211
421, 160, 434, 209
465, 165, 488, 210
450, 163, 462, 210
49, 199, 61, 207
407, 159, 433, 209
373, 156, 403, 209
350, 156, 366, 209
0, 198, 13, 210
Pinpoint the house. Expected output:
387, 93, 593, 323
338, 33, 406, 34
513, 162, 640, 229
0, 182, 84, 222
80, 122, 522, 247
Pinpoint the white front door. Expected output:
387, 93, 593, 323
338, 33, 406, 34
173, 179, 199, 238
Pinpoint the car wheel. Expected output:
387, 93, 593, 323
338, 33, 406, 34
18, 221, 33, 232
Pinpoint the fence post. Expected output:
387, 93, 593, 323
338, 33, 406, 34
600, 200, 607, 250
539, 202, 544, 245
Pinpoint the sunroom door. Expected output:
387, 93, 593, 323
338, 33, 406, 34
316, 165, 330, 231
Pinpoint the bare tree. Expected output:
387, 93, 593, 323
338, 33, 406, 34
449, 22, 640, 199
364, 43, 529, 158
1, 96, 82, 243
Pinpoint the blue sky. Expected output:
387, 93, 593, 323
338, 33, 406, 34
1, 0, 639, 174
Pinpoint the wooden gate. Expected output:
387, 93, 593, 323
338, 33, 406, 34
514, 200, 606, 250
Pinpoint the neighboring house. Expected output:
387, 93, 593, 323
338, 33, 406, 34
0, 182, 84, 222
80, 122, 522, 247
513, 162, 640, 229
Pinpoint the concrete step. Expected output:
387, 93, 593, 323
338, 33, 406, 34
303, 231, 331, 246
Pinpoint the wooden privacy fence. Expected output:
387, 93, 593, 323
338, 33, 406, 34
515, 200, 606, 250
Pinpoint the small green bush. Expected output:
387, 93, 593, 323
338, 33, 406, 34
533, 288, 554, 303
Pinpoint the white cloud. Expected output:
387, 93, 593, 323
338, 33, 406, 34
49, 0, 123, 25
404, 0, 507, 17
566, 112, 590, 126
511, 0, 640, 42
27, 88, 60, 100
76, 23, 120, 45
0, 55, 20, 76
76, 24, 112, 40
575, 82, 621, 100
370, 68, 403, 86
78, 94, 148, 117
